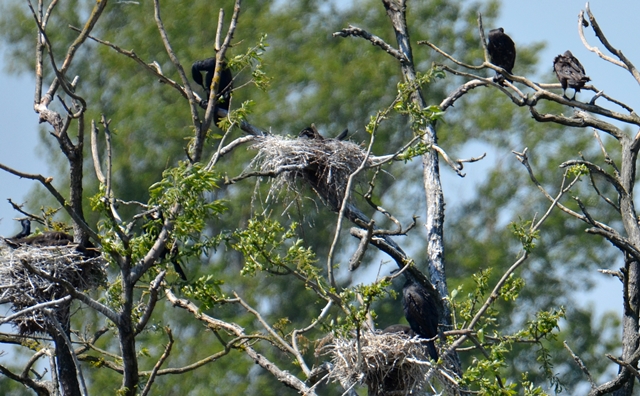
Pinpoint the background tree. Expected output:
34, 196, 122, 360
0, 0, 630, 395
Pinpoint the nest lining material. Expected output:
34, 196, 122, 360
322, 331, 462, 395
250, 135, 373, 209
0, 241, 105, 334
323, 330, 437, 395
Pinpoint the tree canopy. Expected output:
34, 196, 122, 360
0, 0, 633, 395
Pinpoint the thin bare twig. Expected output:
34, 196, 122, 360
333, 25, 408, 63
140, 327, 174, 396
564, 341, 597, 389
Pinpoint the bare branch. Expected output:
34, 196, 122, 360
333, 25, 408, 63
140, 327, 174, 396
199, 0, 242, 160
582, 6, 640, 84
564, 341, 597, 389
0, 162, 100, 244
165, 289, 317, 394
90, 120, 106, 184
0, 296, 72, 326
135, 271, 166, 335
560, 159, 624, 194
47, 310, 88, 396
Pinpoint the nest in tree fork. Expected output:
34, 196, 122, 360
251, 135, 372, 210
322, 331, 460, 395
0, 242, 106, 335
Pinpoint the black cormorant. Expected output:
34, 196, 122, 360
5, 219, 99, 257
298, 124, 324, 140
402, 273, 439, 360
298, 125, 349, 141
487, 28, 516, 83
191, 56, 233, 126
11, 219, 31, 239
335, 128, 348, 141
553, 50, 590, 100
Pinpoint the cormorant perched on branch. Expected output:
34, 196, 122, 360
402, 273, 439, 360
553, 50, 591, 100
191, 56, 233, 126
487, 27, 516, 83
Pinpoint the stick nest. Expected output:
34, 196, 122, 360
250, 135, 372, 209
322, 331, 459, 395
0, 242, 106, 335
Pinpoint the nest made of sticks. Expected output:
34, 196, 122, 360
250, 135, 372, 210
322, 330, 459, 395
0, 241, 106, 335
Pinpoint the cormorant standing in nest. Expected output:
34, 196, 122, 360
553, 50, 591, 100
4, 219, 99, 256
11, 219, 31, 239
298, 124, 348, 141
191, 56, 233, 126
487, 27, 516, 83
402, 273, 439, 360
298, 124, 324, 140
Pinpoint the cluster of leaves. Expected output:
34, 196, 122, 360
452, 265, 566, 394
394, 68, 446, 132
231, 217, 320, 280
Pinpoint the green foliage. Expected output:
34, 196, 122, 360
232, 217, 320, 281
229, 34, 272, 92
181, 275, 226, 311
510, 218, 540, 253
395, 68, 446, 132
149, 162, 226, 236
334, 278, 393, 336
457, 269, 565, 394
0, 0, 621, 394
567, 164, 589, 178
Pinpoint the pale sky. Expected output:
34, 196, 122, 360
0, 0, 637, 321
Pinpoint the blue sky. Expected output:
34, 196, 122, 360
0, 0, 637, 324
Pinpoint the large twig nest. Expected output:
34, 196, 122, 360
321, 331, 460, 395
250, 135, 372, 210
0, 241, 106, 334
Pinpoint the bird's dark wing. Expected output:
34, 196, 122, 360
299, 124, 324, 140
487, 29, 516, 74
335, 128, 348, 141
11, 219, 31, 239
403, 284, 438, 339
24, 232, 74, 246
192, 57, 233, 126
191, 57, 216, 90
403, 280, 439, 360
553, 55, 569, 89
172, 259, 187, 281
569, 54, 587, 76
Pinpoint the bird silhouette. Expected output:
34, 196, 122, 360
487, 27, 516, 83
298, 124, 324, 140
298, 125, 349, 141
191, 56, 233, 126
4, 219, 99, 257
553, 50, 590, 100
11, 219, 31, 239
402, 273, 439, 360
